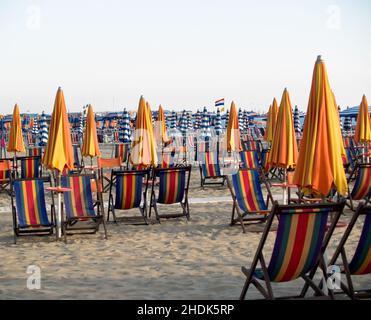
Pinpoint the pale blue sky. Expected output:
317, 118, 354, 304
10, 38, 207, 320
0, 0, 370, 114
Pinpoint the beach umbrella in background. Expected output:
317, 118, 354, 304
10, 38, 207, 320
265, 98, 279, 144
180, 110, 188, 135
39, 111, 49, 146
293, 56, 347, 196
343, 116, 352, 135
201, 107, 211, 137
129, 96, 158, 168
32, 116, 39, 145
293, 105, 301, 137
238, 108, 244, 133
195, 110, 202, 130
215, 108, 222, 135
0, 116, 6, 158
224, 109, 229, 129
154, 105, 169, 145
268, 88, 298, 203
354, 95, 371, 144
338, 106, 343, 132
118, 110, 125, 143
78, 109, 84, 138
226, 101, 242, 153
170, 111, 177, 130
187, 112, 193, 131
7, 104, 26, 162
146, 102, 154, 128
122, 108, 131, 143
81, 104, 101, 166
243, 110, 249, 134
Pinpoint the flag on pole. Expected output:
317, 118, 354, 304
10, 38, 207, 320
215, 98, 225, 109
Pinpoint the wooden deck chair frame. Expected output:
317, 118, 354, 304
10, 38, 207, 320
240, 200, 346, 300
199, 152, 226, 188
0, 158, 14, 196
346, 163, 371, 211
11, 175, 56, 244
60, 173, 107, 242
149, 165, 191, 222
97, 156, 123, 193
227, 168, 274, 233
107, 169, 151, 225
326, 202, 371, 300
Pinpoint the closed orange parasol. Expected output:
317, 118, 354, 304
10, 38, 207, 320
42, 87, 74, 172
130, 96, 158, 167
81, 104, 101, 158
268, 88, 298, 169
354, 95, 371, 144
226, 101, 242, 152
155, 104, 169, 144
293, 56, 347, 196
7, 104, 26, 153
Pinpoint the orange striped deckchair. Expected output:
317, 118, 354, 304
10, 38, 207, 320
11, 176, 55, 243
347, 163, 371, 210
149, 165, 191, 222
240, 201, 346, 300
327, 202, 371, 299
107, 169, 151, 224
227, 169, 274, 233
61, 173, 107, 242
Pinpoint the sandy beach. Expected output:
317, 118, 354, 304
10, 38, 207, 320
0, 149, 369, 300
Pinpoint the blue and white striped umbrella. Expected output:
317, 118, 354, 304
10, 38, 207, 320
180, 110, 188, 135
39, 111, 48, 146
338, 106, 343, 132
32, 116, 39, 136
215, 108, 222, 135
201, 107, 211, 137
343, 116, 352, 134
224, 109, 229, 129
194, 110, 201, 130
238, 108, 244, 133
243, 110, 249, 133
293, 105, 301, 135
122, 108, 131, 143
187, 112, 193, 130
170, 111, 177, 129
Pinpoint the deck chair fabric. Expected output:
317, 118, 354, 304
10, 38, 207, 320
199, 151, 225, 187
228, 169, 273, 233
28, 147, 42, 157
61, 174, 107, 241
348, 164, 371, 210
240, 151, 260, 170
12, 177, 55, 243
328, 203, 371, 299
158, 149, 176, 168
20, 156, 41, 179
114, 143, 129, 166
150, 166, 191, 222
0, 159, 12, 195
73, 144, 84, 171
240, 201, 346, 300
108, 169, 150, 224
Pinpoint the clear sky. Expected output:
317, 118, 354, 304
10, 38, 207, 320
0, 0, 370, 114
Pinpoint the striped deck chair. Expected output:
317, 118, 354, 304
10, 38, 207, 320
328, 202, 371, 299
199, 151, 226, 187
158, 149, 176, 169
97, 157, 122, 193
19, 156, 41, 179
239, 151, 260, 170
73, 144, 84, 172
260, 149, 271, 174
240, 201, 346, 300
342, 148, 355, 172
28, 147, 42, 157
114, 143, 129, 167
11, 176, 55, 243
61, 173, 107, 242
347, 163, 371, 210
107, 169, 151, 224
0, 159, 13, 195
227, 169, 274, 233
149, 165, 191, 222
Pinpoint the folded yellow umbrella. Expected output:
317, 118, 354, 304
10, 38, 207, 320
264, 104, 272, 142
226, 101, 242, 152
354, 95, 371, 144
82, 104, 101, 158
42, 87, 74, 172
130, 96, 158, 167
293, 56, 347, 196
7, 104, 26, 153
268, 88, 298, 169
155, 105, 169, 144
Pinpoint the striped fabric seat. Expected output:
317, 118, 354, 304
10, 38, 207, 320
263, 207, 330, 282
61, 175, 96, 218
114, 173, 143, 210
14, 179, 50, 227
28, 147, 42, 157
157, 170, 186, 204
159, 150, 175, 168
232, 169, 267, 212
20, 157, 41, 179
240, 151, 260, 169
201, 152, 221, 177
350, 165, 371, 200
348, 213, 371, 275
243, 140, 261, 152
260, 150, 271, 172
115, 144, 129, 163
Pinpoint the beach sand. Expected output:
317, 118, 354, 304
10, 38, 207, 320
0, 149, 370, 300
